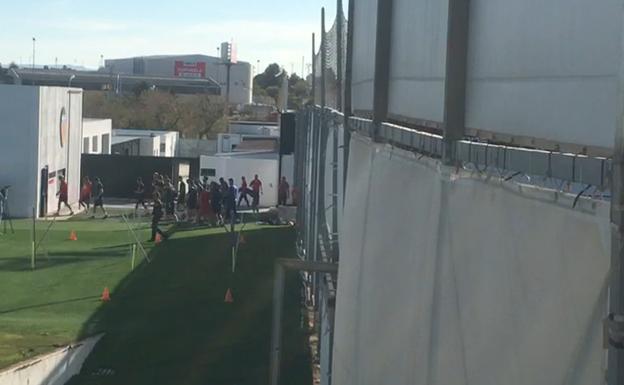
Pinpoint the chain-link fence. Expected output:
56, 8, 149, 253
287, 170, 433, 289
313, 3, 347, 110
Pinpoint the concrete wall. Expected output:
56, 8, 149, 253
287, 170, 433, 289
38, 87, 83, 216
177, 138, 217, 158
229, 121, 279, 137
332, 133, 609, 384
82, 118, 112, 154
199, 155, 279, 206
113, 130, 179, 157
0, 85, 39, 218
0, 334, 102, 385
351, 0, 621, 151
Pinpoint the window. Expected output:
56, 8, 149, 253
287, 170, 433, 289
160, 143, 166, 154
102, 134, 110, 154
83, 137, 90, 154
92, 136, 99, 153
201, 168, 216, 177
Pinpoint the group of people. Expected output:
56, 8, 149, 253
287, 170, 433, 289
73, 171, 290, 242
136, 173, 266, 241
58, 175, 107, 218
139, 173, 265, 221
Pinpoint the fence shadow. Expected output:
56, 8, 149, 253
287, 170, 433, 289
60, 225, 311, 385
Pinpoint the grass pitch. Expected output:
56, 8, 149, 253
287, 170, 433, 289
0, 212, 311, 385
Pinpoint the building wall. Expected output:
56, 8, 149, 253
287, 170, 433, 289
0, 85, 39, 218
82, 118, 112, 154
106, 55, 252, 105
38, 87, 83, 216
199, 155, 279, 206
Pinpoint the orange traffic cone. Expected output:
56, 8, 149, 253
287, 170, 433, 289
69, 230, 78, 241
155, 233, 163, 244
224, 288, 234, 303
239, 233, 246, 245
101, 287, 111, 302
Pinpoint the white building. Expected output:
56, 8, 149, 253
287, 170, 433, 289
111, 129, 179, 157
0, 84, 82, 218
105, 54, 252, 105
199, 153, 279, 207
82, 118, 112, 154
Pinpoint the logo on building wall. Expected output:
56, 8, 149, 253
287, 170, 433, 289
59, 107, 68, 147
174, 61, 206, 78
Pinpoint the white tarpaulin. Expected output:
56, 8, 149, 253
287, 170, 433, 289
333, 133, 610, 384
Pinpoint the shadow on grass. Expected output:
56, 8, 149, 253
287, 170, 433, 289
62, 226, 311, 385
0, 296, 100, 315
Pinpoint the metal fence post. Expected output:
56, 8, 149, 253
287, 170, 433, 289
607, 10, 624, 384
371, 0, 393, 140
342, 0, 354, 196
312, 33, 316, 106
321, 8, 327, 109
442, 0, 470, 165
336, 0, 344, 112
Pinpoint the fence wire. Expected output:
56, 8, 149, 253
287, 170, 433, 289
314, 5, 347, 110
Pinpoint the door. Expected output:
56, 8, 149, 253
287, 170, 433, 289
39, 166, 48, 217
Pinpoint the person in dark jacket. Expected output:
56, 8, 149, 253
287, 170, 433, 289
150, 192, 168, 242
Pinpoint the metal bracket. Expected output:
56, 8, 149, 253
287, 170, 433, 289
605, 313, 624, 349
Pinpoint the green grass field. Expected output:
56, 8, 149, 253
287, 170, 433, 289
0, 212, 311, 385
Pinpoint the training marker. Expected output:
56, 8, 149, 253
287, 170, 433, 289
155, 233, 163, 244
131, 244, 137, 270
101, 287, 111, 302
69, 230, 78, 241
224, 288, 234, 303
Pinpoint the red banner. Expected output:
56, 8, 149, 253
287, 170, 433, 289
174, 61, 206, 78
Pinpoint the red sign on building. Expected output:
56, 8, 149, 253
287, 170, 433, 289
174, 61, 206, 78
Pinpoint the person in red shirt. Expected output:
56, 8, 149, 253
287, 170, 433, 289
56, 175, 74, 216
278, 176, 290, 206
79, 176, 92, 211
238, 176, 250, 208
249, 174, 263, 213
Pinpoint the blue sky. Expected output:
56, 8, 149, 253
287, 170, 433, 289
0, 0, 344, 76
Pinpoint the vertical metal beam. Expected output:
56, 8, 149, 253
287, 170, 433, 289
269, 263, 285, 385
608, 8, 624, 384
312, 33, 316, 106
442, 0, 470, 165
372, 0, 393, 139
335, 0, 344, 112
269, 259, 338, 385
320, 8, 327, 109
342, 0, 355, 196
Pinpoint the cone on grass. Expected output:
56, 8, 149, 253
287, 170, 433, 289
101, 287, 111, 302
69, 230, 78, 241
155, 233, 163, 244
224, 288, 234, 303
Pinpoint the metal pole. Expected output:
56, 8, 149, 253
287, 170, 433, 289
32, 37, 36, 70
31, 206, 36, 270
311, 33, 316, 105
607, 9, 624, 383
336, 0, 344, 112
371, 0, 393, 139
269, 258, 338, 385
342, 0, 355, 195
320, 8, 327, 109
269, 263, 285, 385
225, 62, 232, 116
442, 0, 470, 165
